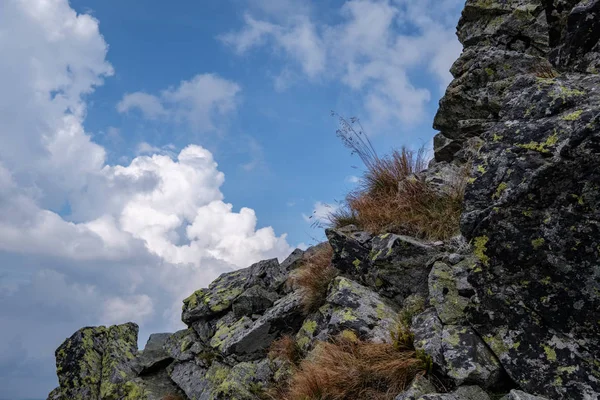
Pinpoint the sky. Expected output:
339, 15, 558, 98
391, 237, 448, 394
0, 0, 464, 398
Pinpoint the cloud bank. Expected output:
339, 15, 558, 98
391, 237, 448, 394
220, 0, 463, 128
0, 0, 291, 397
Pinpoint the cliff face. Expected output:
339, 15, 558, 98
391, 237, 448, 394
46, 1, 600, 399
433, 0, 600, 398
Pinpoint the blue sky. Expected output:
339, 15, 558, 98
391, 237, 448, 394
0, 0, 463, 398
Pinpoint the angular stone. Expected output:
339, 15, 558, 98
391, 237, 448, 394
433, 0, 600, 396
441, 325, 504, 389
419, 385, 491, 400
326, 228, 370, 275
412, 309, 444, 368
368, 233, 435, 304
136, 333, 173, 374
182, 258, 286, 324
394, 375, 437, 400
163, 329, 206, 363
232, 285, 279, 318
217, 292, 305, 360
169, 359, 272, 400
500, 389, 550, 400
428, 259, 476, 325
52, 323, 143, 400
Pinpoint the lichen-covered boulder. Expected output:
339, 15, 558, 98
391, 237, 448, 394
136, 333, 172, 374
52, 323, 146, 400
169, 359, 273, 400
428, 258, 477, 325
500, 390, 550, 400
432, 0, 600, 397
441, 325, 504, 389
214, 292, 305, 361
368, 234, 436, 303
326, 228, 372, 275
395, 375, 437, 400
327, 228, 439, 305
182, 257, 297, 325
295, 277, 400, 352
413, 308, 504, 390
419, 386, 491, 400
232, 285, 279, 318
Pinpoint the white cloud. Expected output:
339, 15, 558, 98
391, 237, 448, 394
117, 74, 241, 132
221, 0, 463, 128
102, 295, 154, 325
346, 175, 361, 183
117, 92, 167, 120
302, 201, 339, 225
0, 1, 292, 398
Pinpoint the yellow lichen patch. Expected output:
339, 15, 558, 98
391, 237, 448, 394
531, 238, 545, 249
543, 345, 557, 361
562, 109, 584, 121
493, 182, 508, 199
473, 236, 490, 266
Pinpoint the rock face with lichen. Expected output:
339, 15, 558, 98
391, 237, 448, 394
432, 0, 600, 398
46, 1, 600, 399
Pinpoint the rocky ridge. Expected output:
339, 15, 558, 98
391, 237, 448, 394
46, 0, 599, 399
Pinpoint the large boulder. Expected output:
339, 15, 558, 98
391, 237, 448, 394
295, 276, 401, 352
168, 359, 273, 400
433, 0, 600, 397
52, 323, 147, 400
419, 386, 491, 400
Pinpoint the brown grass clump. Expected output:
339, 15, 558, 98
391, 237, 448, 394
269, 335, 302, 365
290, 243, 337, 314
279, 334, 427, 400
162, 394, 185, 400
329, 145, 464, 240
327, 113, 466, 240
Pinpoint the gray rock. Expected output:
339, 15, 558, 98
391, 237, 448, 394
136, 333, 173, 374
395, 375, 437, 400
433, 0, 600, 397
419, 385, 491, 400
428, 259, 476, 325
295, 277, 401, 352
139, 368, 185, 400
326, 228, 371, 275
181, 257, 291, 325
232, 285, 279, 318
325, 276, 399, 343
46, 387, 62, 400
412, 309, 445, 368
51, 323, 146, 400
164, 328, 204, 362
500, 389, 550, 400
215, 292, 305, 360
441, 325, 504, 389
169, 359, 272, 400
368, 233, 436, 303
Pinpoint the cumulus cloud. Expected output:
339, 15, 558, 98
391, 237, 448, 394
0, 1, 292, 398
117, 74, 241, 132
220, 0, 463, 128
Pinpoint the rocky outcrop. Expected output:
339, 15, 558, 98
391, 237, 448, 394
46, 1, 600, 399
46, 226, 564, 399
432, 0, 600, 398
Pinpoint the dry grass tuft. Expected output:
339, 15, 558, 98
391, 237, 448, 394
162, 394, 185, 400
290, 244, 337, 314
279, 334, 427, 400
329, 147, 465, 240
269, 335, 302, 365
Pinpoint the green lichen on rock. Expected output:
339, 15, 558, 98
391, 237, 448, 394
562, 109, 584, 121
473, 236, 490, 266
